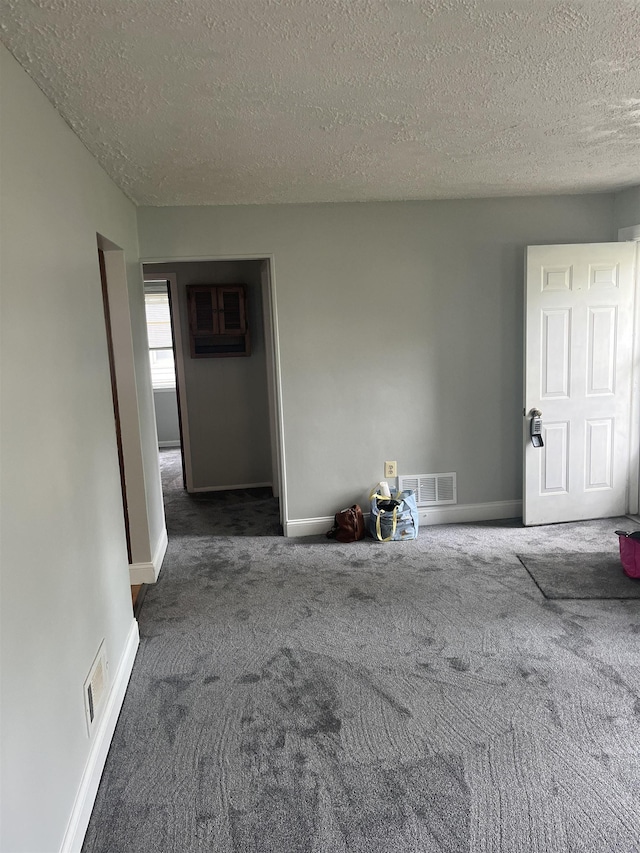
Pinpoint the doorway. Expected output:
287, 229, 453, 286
523, 241, 638, 526
97, 234, 165, 588
142, 257, 284, 524
143, 280, 181, 449
98, 246, 132, 563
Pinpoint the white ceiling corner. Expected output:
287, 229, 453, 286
1, 0, 640, 207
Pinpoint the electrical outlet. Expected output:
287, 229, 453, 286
384, 461, 397, 478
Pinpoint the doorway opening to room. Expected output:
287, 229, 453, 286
142, 257, 285, 532
142, 274, 186, 509
99, 246, 133, 563
98, 234, 167, 607
142, 275, 184, 486
143, 281, 181, 449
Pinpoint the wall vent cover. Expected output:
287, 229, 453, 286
398, 473, 457, 507
83, 640, 109, 735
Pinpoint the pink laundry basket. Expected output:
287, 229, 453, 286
615, 531, 640, 579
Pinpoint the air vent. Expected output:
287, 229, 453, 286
398, 473, 457, 507
83, 641, 109, 735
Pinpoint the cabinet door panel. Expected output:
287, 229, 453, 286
218, 287, 246, 334
188, 287, 218, 334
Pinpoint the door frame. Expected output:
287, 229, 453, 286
618, 225, 640, 516
140, 254, 287, 527
142, 273, 192, 488
98, 234, 162, 583
98, 247, 132, 562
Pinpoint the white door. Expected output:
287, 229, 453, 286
524, 242, 636, 526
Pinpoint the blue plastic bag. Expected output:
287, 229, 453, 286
369, 488, 419, 541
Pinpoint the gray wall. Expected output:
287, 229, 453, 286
145, 261, 272, 490
138, 195, 616, 524
614, 185, 640, 230
0, 45, 164, 852
154, 388, 180, 445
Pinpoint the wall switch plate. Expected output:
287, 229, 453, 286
384, 461, 397, 478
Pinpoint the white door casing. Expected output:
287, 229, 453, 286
618, 226, 640, 517
524, 243, 636, 526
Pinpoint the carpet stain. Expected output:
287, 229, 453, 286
447, 656, 470, 672
347, 587, 376, 602
81, 452, 640, 853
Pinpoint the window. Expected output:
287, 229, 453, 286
144, 283, 175, 390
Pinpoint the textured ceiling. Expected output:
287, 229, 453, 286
2, 1, 640, 206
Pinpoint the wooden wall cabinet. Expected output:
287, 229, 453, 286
186, 284, 251, 357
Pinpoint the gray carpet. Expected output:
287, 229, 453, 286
83, 450, 640, 852
518, 551, 640, 599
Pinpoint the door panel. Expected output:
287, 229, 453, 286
541, 422, 569, 494
587, 306, 616, 394
541, 309, 570, 397
524, 243, 636, 526
585, 418, 613, 489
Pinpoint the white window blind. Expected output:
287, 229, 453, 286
144, 288, 175, 390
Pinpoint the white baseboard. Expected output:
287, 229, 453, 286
158, 440, 180, 448
190, 482, 272, 493
60, 619, 140, 853
284, 500, 522, 538
129, 526, 168, 584
417, 499, 522, 526
285, 516, 334, 537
